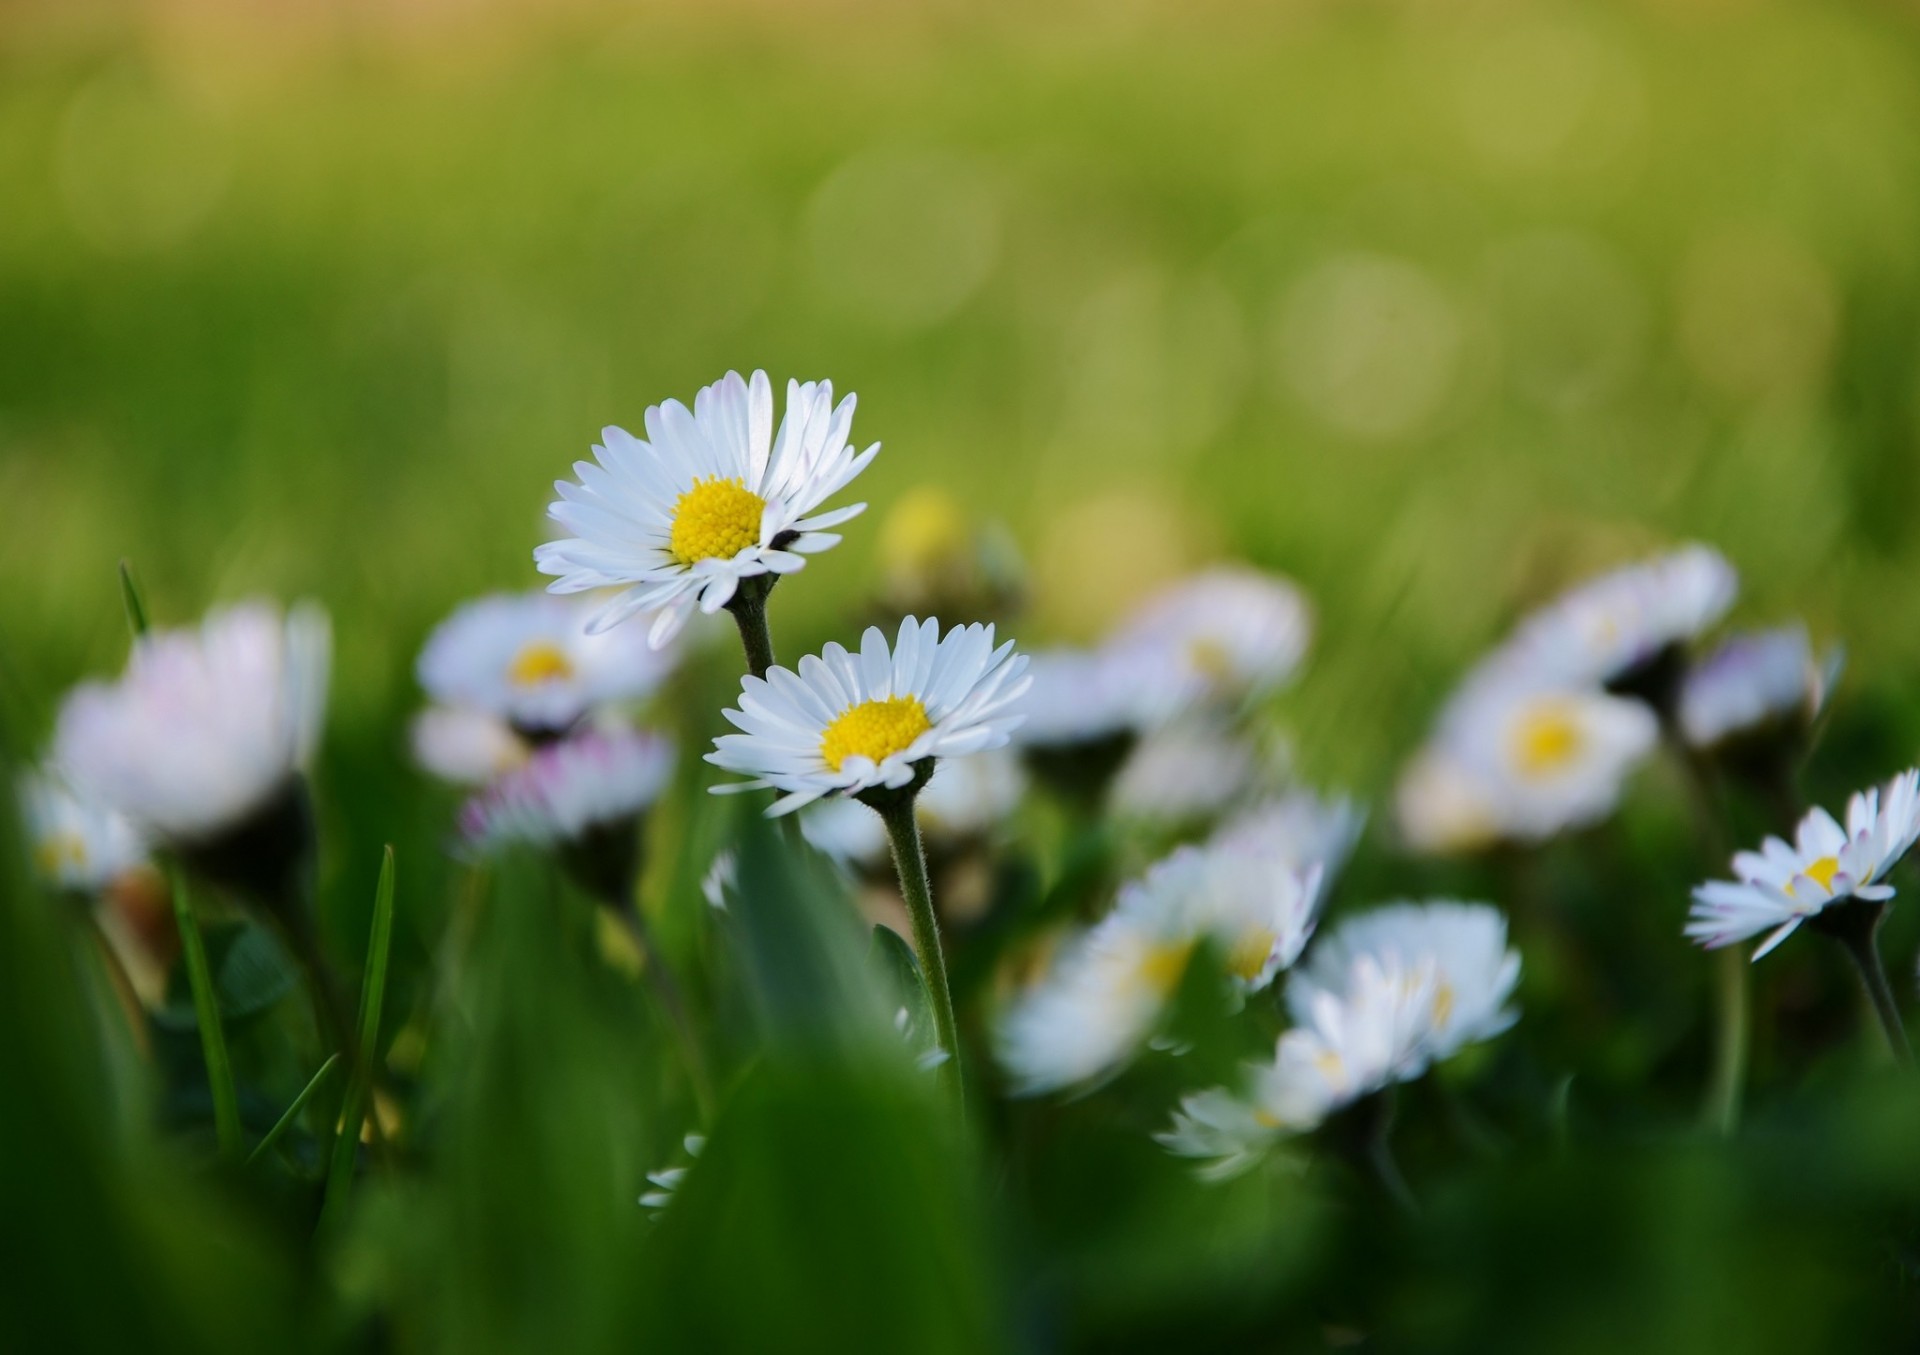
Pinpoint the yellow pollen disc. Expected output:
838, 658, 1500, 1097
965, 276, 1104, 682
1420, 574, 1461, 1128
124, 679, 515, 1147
1188, 637, 1236, 683
1788, 855, 1842, 897
35, 834, 88, 876
1138, 940, 1195, 995
1313, 1049, 1347, 1083
1512, 702, 1585, 779
1433, 982, 1456, 1028
507, 640, 575, 687
1226, 928, 1278, 983
669, 475, 766, 566
819, 695, 932, 772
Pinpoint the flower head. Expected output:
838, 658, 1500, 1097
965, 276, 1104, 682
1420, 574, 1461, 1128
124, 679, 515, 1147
1108, 719, 1259, 826
1686, 770, 1920, 959
418, 591, 676, 735
410, 707, 529, 787
706, 616, 1030, 816
54, 601, 330, 844
1010, 648, 1178, 750
1110, 567, 1312, 709
536, 370, 879, 646
1678, 624, 1836, 751
998, 841, 1322, 1093
1209, 789, 1365, 893
17, 769, 148, 894
460, 727, 676, 853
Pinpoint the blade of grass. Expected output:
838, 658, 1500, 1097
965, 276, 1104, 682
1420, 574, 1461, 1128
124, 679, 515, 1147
118, 559, 150, 637
169, 865, 242, 1159
322, 845, 396, 1225
246, 1052, 342, 1168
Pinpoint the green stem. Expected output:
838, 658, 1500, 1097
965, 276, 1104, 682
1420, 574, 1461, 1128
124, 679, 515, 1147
1361, 1089, 1417, 1215
1704, 947, 1748, 1135
246, 1053, 341, 1168
1824, 903, 1912, 1064
723, 578, 778, 680
875, 795, 962, 1108
168, 866, 242, 1159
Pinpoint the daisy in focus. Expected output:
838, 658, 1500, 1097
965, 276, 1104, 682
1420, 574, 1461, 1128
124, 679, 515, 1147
535, 370, 880, 646
1678, 624, 1836, 753
706, 616, 1031, 815
998, 841, 1323, 1093
418, 591, 677, 738
18, 769, 148, 895
1686, 770, 1920, 959
1109, 567, 1312, 709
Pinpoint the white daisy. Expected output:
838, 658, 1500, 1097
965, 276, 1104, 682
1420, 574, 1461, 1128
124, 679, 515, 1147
535, 369, 880, 646
1398, 673, 1656, 848
998, 841, 1323, 1093
1009, 648, 1178, 749
1109, 567, 1313, 708
801, 746, 1027, 868
1678, 624, 1836, 751
53, 601, 330, 844
1686, 769, 1920, 959
1393, 748, 1504, 857
706, 616, 1031, 816
1499, 543, 1737, 689
1108, 719, 1259, 826
417, 591, 677, 735
410, 706, 529, 786
1288, 901, 1520, 1064
17, 769, 148, 895
1209, 789, 1365, 893
460, 727, 676, 852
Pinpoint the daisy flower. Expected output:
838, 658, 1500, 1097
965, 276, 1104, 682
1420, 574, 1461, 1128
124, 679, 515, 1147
1010, 648, 1179, 750
1394, 748, 1503, 856
535, 370, 880, 646
1686, 769, 1920, 959
417, 591, 677, 736
1678, 624, 1836, 752
17, 769, 148, 895
1110, 567, 1313, 709
706, 616, 1031, 816
998, 842, 1323, 1093
410, 706, 530, 786
53, 601, 330, 846
801, 747, 1027, 868
1499, 543, 1737, 691
1108, 719, 1259, 826
1209, 789, 1366, 894
460, 727, 676, 855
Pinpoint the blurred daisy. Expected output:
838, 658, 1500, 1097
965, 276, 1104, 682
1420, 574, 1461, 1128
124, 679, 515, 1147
410, 706, 529, 786
460, 727, 676, 854
417, 591, 676, 736
536, 370, 880, 646
1110, 567, 1312, 708
706, 616, 1030, 816
17, 769, 148, 895
802, 747, 1027, 868
1394, 748, 1502, 856
54, 601, 330, 846
1011, 648, 1177, 749
1210, 789, 1365, 892
1500, 543, 1737, 691
1686, 770, 1920, 959
998, 842, 1322, 1093
1109, 719, 1259, 826
1678, 624, 1835, 752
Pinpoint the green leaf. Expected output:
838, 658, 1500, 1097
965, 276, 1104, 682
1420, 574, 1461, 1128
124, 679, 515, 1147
154, 920, 300, 1029
323, 845, 396, 1226
867, 924, 939, 1067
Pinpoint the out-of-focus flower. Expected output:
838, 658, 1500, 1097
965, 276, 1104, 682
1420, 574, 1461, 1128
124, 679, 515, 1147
17, 769, 147, 894
1110, 567, 1312, 709
1398, 675, 1656, 849
875, 486, 1025, 622
639, 1133, 706, 1217
1109, 719, 1259, 826
707, 617, 1030, 816
801, 747, 1026, 868
460, 727, 676, 855
998, 843, 1322, 1093
536, 370, 879, 646
1011, 648, 1177, 750
1678, 624, 1836, 752
1209, 790, 1365, 895
1499, 543, 1737, 692
417, 591, 676, 737
1687, 770, 1920, 959
54, 601, 330, 846
410, 706, 530, 786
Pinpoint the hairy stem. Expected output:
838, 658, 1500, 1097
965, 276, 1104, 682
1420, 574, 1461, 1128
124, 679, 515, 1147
875, 794, 962, 1109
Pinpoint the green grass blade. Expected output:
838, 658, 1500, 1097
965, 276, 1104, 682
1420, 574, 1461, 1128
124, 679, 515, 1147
117, 559, 150, 638
169, 865, 242, 1159
322, 845, 396, 1225
246, 1052, 342, 1168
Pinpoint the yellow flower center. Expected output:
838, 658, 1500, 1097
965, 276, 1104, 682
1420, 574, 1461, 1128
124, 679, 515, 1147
669, 475, 766, 566
1788, 855, 1842, 897
1138, 940, 1195, 995
1433, 981, 1456, 1028
1512, 702, 1585, 779
819, 695, 932, 771
35, 833, 88, 877
506, 640, 575, 687
1226, 928, 1277, 983
1188, 637, 1236, 683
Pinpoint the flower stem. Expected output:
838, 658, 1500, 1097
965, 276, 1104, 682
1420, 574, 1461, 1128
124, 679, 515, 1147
1705, 947, 1748, 1135
1361, 1089, 1417, 1215
168, 866, 242, 1159
1823, 902, 1912, 1064
723, 578, 778, 679
874, 794, 962, 1108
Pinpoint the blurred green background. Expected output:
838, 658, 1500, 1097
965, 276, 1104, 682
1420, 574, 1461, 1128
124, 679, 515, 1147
7, 0, 1920, 1349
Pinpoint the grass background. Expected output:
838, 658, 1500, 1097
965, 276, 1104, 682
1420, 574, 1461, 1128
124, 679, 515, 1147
5, 1, 1920, 1349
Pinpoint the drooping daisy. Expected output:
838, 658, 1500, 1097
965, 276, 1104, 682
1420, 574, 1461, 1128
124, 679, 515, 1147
1678, 624, 1837, 752
706, 616, 1031, 816
417, 591, 677, 736
1499, 543, 1737, 691
1109, 567, 1313, 709
1686, 770, 1920, 959
1209, 790, 1366, 894
53, 601, 331, 846
460, 726, 677, 855
801, 747, 1027, 868
17, 769, 148, 895
1108, 718, 1260, 826
410, 706, 530, 786
535, 370, 880, 646
998, 842, 1323, 1093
